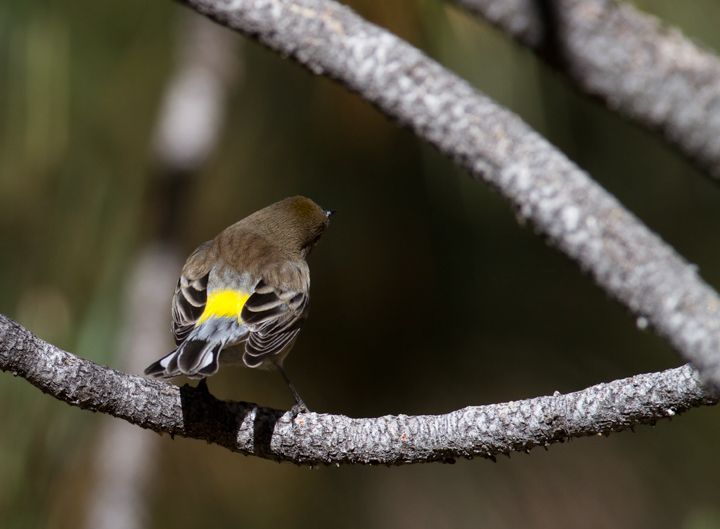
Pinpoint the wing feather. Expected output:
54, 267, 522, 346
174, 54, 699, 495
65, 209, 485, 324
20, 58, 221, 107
171, 242, 212, 346
241, 280, 309, 365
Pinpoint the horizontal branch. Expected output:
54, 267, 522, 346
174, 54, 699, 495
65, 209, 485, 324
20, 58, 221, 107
177, 0, 720, 392
1, 314, 715, 465
450, 0, 720, 179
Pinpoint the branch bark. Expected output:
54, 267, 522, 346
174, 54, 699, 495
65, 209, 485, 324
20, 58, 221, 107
0, 314, 715, 465
449, 0, 720, 179
174, 0, 720, 390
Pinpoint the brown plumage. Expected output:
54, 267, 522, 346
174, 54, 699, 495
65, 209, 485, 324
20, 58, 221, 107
144, 196, 334, 412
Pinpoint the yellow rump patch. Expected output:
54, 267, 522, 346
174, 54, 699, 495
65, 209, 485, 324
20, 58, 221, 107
197, 290, 251, 325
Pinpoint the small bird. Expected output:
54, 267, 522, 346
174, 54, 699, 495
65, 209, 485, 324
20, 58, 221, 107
144, 196, 334, 413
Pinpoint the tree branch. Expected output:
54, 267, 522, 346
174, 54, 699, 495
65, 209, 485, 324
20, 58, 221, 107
174, 0, 720, 391
449, 0, 720, 179
1, 314, 715, 465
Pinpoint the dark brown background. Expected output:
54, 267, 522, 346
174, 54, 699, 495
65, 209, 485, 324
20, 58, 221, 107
1, 0, 719, 527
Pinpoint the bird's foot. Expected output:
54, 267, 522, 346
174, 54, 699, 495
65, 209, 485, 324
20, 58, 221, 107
290, 401, 309, 419
196, 378, 210, 394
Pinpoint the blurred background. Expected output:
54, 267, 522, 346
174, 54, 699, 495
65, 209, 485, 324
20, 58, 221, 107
1, 0, 720, 527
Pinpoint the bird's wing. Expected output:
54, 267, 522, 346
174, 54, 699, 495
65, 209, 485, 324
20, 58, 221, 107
241, 279, 309, 367
171, 241, 213, 345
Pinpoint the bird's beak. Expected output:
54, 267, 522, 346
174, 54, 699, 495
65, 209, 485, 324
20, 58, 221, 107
325, 210, 337, 218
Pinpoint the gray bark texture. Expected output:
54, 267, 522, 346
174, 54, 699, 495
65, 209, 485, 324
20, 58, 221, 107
0, 314, 715, 465
174, 0, 720, 389
450, 0, 720, 179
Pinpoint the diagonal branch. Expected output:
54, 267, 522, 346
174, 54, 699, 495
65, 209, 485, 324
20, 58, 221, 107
175, 0, 720, 392
0, 314, 716, 465
449, 0, 720, 179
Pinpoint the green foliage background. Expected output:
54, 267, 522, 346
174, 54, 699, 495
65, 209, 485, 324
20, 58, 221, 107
1, 0, 719, 527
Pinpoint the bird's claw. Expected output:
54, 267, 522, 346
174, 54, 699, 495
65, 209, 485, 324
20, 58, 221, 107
290, 402, 309, 419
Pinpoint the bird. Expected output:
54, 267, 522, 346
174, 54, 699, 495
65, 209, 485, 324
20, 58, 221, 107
144, 196, 334, 414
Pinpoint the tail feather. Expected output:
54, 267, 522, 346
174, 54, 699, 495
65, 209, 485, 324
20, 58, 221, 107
196, 345, 222, 377
145, 316, 248, 379
177, 340, 222, 377
144, 339, 223, 379
144, 350, 182, 378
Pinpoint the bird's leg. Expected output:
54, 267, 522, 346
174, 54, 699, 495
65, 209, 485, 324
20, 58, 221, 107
196, 377, 209, 394
276, 364, 309, 416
